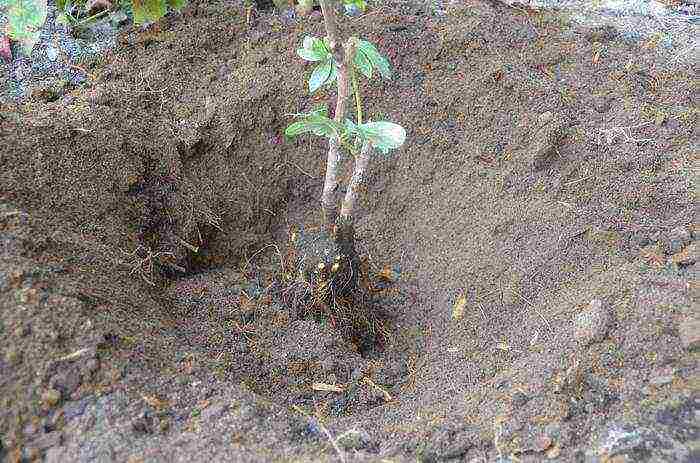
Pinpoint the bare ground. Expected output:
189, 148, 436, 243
0, 1, 698, 462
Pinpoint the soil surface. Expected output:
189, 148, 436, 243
1, 1, 698, 462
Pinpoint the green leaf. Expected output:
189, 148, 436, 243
297, 35, 330, 62
353, 49, 372, 79
309, 105, 329, 118
309, 60, 332, 93
302, 35, 315, 50
285, 105, 344, 141
285, 114, 342, 140
5, 0, 48, 55
298, 36, 322, 61
343, 0, 366, 11
325, 62, 338, 87
297, 48, 322, 61
132, 0, 166, 24
167, 0, 187, 9
357, 39, 391, 79
357, 121, 406, 154
56, 12, 71, 25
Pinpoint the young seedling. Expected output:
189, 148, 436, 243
284, 0, 405, 298
285, 0, 405, 233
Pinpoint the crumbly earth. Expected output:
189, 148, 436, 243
0, 1, 698, 462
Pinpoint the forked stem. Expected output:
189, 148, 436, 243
318, 0, 357, 233
339, 141, 370, 220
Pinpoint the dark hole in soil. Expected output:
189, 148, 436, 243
253, 0, 276, 10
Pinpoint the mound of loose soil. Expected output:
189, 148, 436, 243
1, 1, 697, 462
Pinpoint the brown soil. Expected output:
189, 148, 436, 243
1, 1, 697, 462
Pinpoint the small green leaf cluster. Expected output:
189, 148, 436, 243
286, 35, 405, 156
296, 35, 390, 93
2, 0, 48, 55
2, 0, 188, 55
286, 105, 405, 155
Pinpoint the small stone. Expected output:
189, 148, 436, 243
42, 389, 62, 409
679, 316, 700, 352
526, 112, 568, 171
158, 419, 170, 433
337, 429, 370, 450
664, 227, 691, 255
573, 299, 613, 346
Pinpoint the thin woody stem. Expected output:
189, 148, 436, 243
339, 141, 371, 221
350, 55, 363, 125
318, 2, 357, 232
319, 0, 342, 51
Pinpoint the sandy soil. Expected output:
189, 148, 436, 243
0, 1, 698, 462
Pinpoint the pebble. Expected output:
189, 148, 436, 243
573, 299, 613, 346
